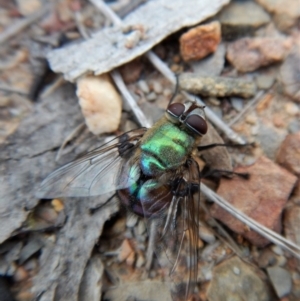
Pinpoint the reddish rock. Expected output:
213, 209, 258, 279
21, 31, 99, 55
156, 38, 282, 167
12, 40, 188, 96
180, 21, 221, 62
211, 156, 297, 247
119, 58, 143, 84
276, 132, 300, 176
226, 37, 292, 72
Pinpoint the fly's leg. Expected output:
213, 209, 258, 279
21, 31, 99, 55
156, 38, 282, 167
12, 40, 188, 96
198, 142, 255, 152
198, 142, 254, 180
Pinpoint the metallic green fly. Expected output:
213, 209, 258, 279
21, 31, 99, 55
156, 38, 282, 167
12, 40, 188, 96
38, 99, 211, 300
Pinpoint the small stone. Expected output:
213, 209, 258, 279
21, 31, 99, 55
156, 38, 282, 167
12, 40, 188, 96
257, 249, 277, 268
285, 102, 299, 116
211, 156, 297, 247
51, 199, 64, 212
245, 113, 257, 125
146, 91, 157, 102
119, 58, 143, 84
16, 0, 41, 16
207, 257, 270, 301
180, 21, 221, 62
256, 123, 286, 159
271, 245, 283, 256
163, 88, 172, 98
227, 37, 292, 72
118, 239, 134, 263
284, 205, 300, 246
199, 225, 216, 244
126, 214, 138, 228
217, 1, 270, 40
77, 74, 122, 135
138, 80, 150, 94
104, 280, 172, 301
279, 43, 300, 102
276, 132, 300, 176
272, 114, 285, 128
135, 253, 145, 268
13, 266, 28, 282
256, 0, 300, 32
152, 81, 163, 94
231, 97, 244, 112
267, 266, 292, 298
255, 74, 275, 90
179, 73, 257, 98
190, 43, 226, 76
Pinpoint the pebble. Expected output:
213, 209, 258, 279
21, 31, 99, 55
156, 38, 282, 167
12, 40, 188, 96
104, 280, 172, 301
180, 21, 221, 62
152, 81, 163, 94
163, 88, 172, 98
77, 74, 122, 135
256, 123, 285, 159
16, 0, 41, 16
279, 42, 300, 102
190, 43, 226, 76
118, 239, 134, 263
119, 58, 143, 84
267, 266, 292, 298
271, 245, 283, 256
179, 73, 257, 98
51, 199, 64, 212
211, 156, 297, 247
276, 132, 300, 176
207, 257, 270, 301
138, 80, 150, 94
255, 74, 275, 90
285, 102, 299, 116
135, 253, 145, 268
256, 0, 300, 32
217, 1, 270, 40
199, 225, 216, 244
13, 266, 28, 282
230, 96, 244, 112
126, 214, 138, 228
146, 91, 157, 102
227, 37, 292, 72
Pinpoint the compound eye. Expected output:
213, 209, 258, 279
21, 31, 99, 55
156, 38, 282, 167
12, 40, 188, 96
167, 103, 185, 118
186, 114, 208, 135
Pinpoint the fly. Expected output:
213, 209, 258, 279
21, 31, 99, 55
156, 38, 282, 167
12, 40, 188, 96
38, 99, 208, 300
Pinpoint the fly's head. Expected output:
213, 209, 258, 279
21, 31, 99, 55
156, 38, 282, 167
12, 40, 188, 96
165, 101, 208, 142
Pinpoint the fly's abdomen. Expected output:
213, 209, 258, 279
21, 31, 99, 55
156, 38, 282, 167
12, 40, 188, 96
140, 123, 194, 176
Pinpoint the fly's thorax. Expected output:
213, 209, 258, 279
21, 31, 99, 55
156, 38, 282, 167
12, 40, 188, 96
139, 116, 196, 176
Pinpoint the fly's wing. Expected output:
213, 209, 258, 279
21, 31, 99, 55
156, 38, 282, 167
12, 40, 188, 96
36, 128, 147, 198
143, 159, 201, 301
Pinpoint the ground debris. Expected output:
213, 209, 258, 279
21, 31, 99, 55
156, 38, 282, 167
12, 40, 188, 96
47, 0, 230, 81
179, 73, 257, 98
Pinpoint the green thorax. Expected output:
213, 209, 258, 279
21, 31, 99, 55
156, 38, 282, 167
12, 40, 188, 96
139, 116, 195, 176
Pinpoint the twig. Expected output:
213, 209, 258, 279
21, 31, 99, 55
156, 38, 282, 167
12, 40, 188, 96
227, 90, 265, 127
111, 70, 152, 128
73, 11, 90, 40
0, 5, 49, 44
201, 184, 300, 259
40, 75, 65, 99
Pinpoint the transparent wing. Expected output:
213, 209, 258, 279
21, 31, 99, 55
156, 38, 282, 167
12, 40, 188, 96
36, 128, 147, 199
143, 159, 201, 301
